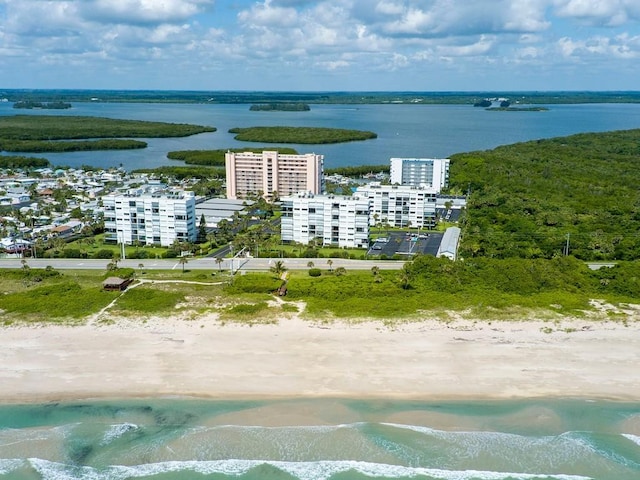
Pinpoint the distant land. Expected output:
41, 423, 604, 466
250, 103, 310, 111
1, 89, 640, 105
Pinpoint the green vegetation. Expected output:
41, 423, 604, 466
2, 256, 639, 323
0, 156, 49, 168
132, 165, 225, 179
13, 101, 71, 109
224, 274, 282, 294
450, 129, 640, 261
167, 147, 298, 167
282, 256, 640, 319
0, 115, 215, 141
0, 269, 117, 322
1, 139, 146, 153
250, 103, 310, 111
228, 126, 377, 144
109, 286, 185, 313
325, 165, 390, 176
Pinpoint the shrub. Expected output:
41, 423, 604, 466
0, 281, 115, 319
127, 250, 149, 259
104, 268, 135, 279
112, 287, 184, 313
93, 249, 114, 259
224, 274, 282, 294
308, 268, 322, 277
163, 249, 179, 259
62, 248, 83, 258
225, 302, 268, 316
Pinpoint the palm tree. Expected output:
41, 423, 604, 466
270, 260, 287, 279
178, 256, 188, 273
111, 252, 121, 269
215, 257, 223, 272
326, 259, 333, 272
371, 265, 380, 276
334, 266, 346, 276
307, 261, 315, 269
398, 263, 413, 290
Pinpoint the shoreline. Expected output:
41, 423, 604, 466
1, 317, 639, 405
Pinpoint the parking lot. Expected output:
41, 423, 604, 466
367, 231, 444, 257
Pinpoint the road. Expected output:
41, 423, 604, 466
0, 257, 406, 272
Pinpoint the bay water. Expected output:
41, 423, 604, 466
0, 398, 638, 480
1, 102, 640, 170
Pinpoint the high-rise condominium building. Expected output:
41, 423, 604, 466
280, 192, 370, 248
103, 189, 196, 247
390, 157, 450, 190
225, 150, 323, 200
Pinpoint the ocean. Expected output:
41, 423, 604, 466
0, 398, 638, 480
1, 102, 640, 170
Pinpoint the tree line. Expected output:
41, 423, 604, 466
449, 129, 640, 261
228, 126, 377, 144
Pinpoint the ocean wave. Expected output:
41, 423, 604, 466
27, 458, 593, 480
622, 434, 640, 447
100, 423, 139, 446
0, 458, 26, 475
378, 423, 640, 472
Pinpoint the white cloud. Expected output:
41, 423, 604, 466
436, 35, 496, 57
356, 0, 552, 38
554, 0, 640, 27
1, 0, 639, 90
557, 33, 640, 59
82, 0, 214, 25
238, 0, 299, 28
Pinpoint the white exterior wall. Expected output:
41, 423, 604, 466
225, 151, 323, 200
280, 193, 370, 249
355, 183, 438, 229
390, 157, 450, 191
103, 190, 196, 247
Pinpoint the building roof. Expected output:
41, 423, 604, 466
437, 227, 461, 259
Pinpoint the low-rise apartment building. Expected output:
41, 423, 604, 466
103, 189, 196, 247
280, 192, 370, 248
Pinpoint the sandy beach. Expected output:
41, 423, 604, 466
1, 316, 639, 404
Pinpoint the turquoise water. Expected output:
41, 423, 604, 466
1, 102, 640, 170
0, 399, 638, 479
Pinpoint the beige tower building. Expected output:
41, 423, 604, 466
225, 150, 323, 200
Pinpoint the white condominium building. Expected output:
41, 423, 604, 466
225, 150, 324, 200
390, 157, 450, 190
280, 192, 370, 249
103, 189, 196, 247
355, 182, 438, 229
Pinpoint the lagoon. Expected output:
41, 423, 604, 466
1, 102, 640, 170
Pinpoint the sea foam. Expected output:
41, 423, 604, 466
622, 433, 640, 447
100, 423, 139, 446
27, 458, 593, 480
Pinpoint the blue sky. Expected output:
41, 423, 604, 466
1, 0, 639, 91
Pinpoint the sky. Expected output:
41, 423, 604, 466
0, 0, 639, 91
